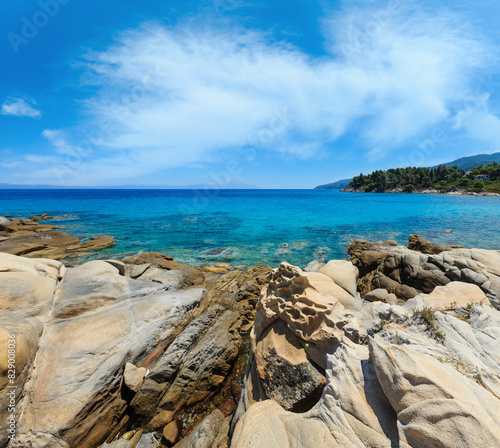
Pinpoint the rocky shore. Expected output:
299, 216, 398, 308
342, 186, 500, 196
0, 215, 115, 262
1, 215, 499, 448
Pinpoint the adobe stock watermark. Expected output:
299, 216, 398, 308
399, 72, 500, 168
178, 106, 291, 216
6, 333, 17, 441
341, 0, 403, 59
7, 0, 71, 54
50, 65, 165, 183
211, 0, 247, 17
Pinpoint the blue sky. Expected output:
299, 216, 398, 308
1, 0, 500, 188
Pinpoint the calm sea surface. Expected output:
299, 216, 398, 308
1, 189, 499, 267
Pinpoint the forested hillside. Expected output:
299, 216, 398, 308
349, 162, 500, 193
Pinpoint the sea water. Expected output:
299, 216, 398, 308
1, 189, 499, 268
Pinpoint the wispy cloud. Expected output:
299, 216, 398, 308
29, 1, 500, 183
1, 97, 41, 118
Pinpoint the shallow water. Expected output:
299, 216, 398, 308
1, 189, 499, 268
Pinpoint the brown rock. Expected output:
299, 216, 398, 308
408, 234, 450, 254
163, 420, 181, 446
78, 235, 115, 250
123, 251, 205, 288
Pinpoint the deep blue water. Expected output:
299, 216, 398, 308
1, 189, 499, 268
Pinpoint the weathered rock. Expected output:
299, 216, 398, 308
0, 315, 43, 448
123, 251, 205, 288
123, 363, 147, 393
231, 400, 337, 448
0, 231, 79, 257
364, 288, 399, 304
0, 253, 64, 317
408, 234, 451, 254
154, 309, 242, 419
318, 259, 359, 297
234, 262, 355, 427
369, 336, 500, 448
163, 420, 182, 445
349, 237, 500, 310
173, 409, 225, 448
254, 319, 325, 412
12, 257, 205, 448
416, 281, 488, 308
77, 235, 115, 250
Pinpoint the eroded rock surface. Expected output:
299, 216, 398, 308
349, 236, 500, 310
232, 239, 500, 448
0, 248, 271, 448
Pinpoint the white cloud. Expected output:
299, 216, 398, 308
35, 1, 500, 183
1, 97, 41, 118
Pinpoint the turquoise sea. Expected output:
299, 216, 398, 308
1, 189, 499, 268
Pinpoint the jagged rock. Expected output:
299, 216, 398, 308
254, 319, 325, 412
153, 309, 242, 421
130, 306, 225, 422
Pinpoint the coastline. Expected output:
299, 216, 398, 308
341, 186, 500, 196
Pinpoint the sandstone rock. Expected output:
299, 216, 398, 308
234, 262, 355, 427
123, 251, 205, 288
0, 253, 63, 317
130, 306, 225, 421
102, 440, 132, 448
163, 420, 182, 445
303, 259, 324, 272
12, 256, 205, 448
416, 281, 488, 308
123, 363, 147, 393
318, 259, 359, 297
364, 288, 398, 304
0, 315, 43, 448
408, 234, 450, 254
349, 237, 500, 310
154, 309, 242, 417
173, 409, 225, 448
231, 400, 337, 448
0, 231, 79, 257
78, 235, 115, 250
254, 319, 325, 412
369, 336, 500, 448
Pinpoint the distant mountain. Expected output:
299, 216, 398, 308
314, 178, 353, 190
433, 152, 500, 170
